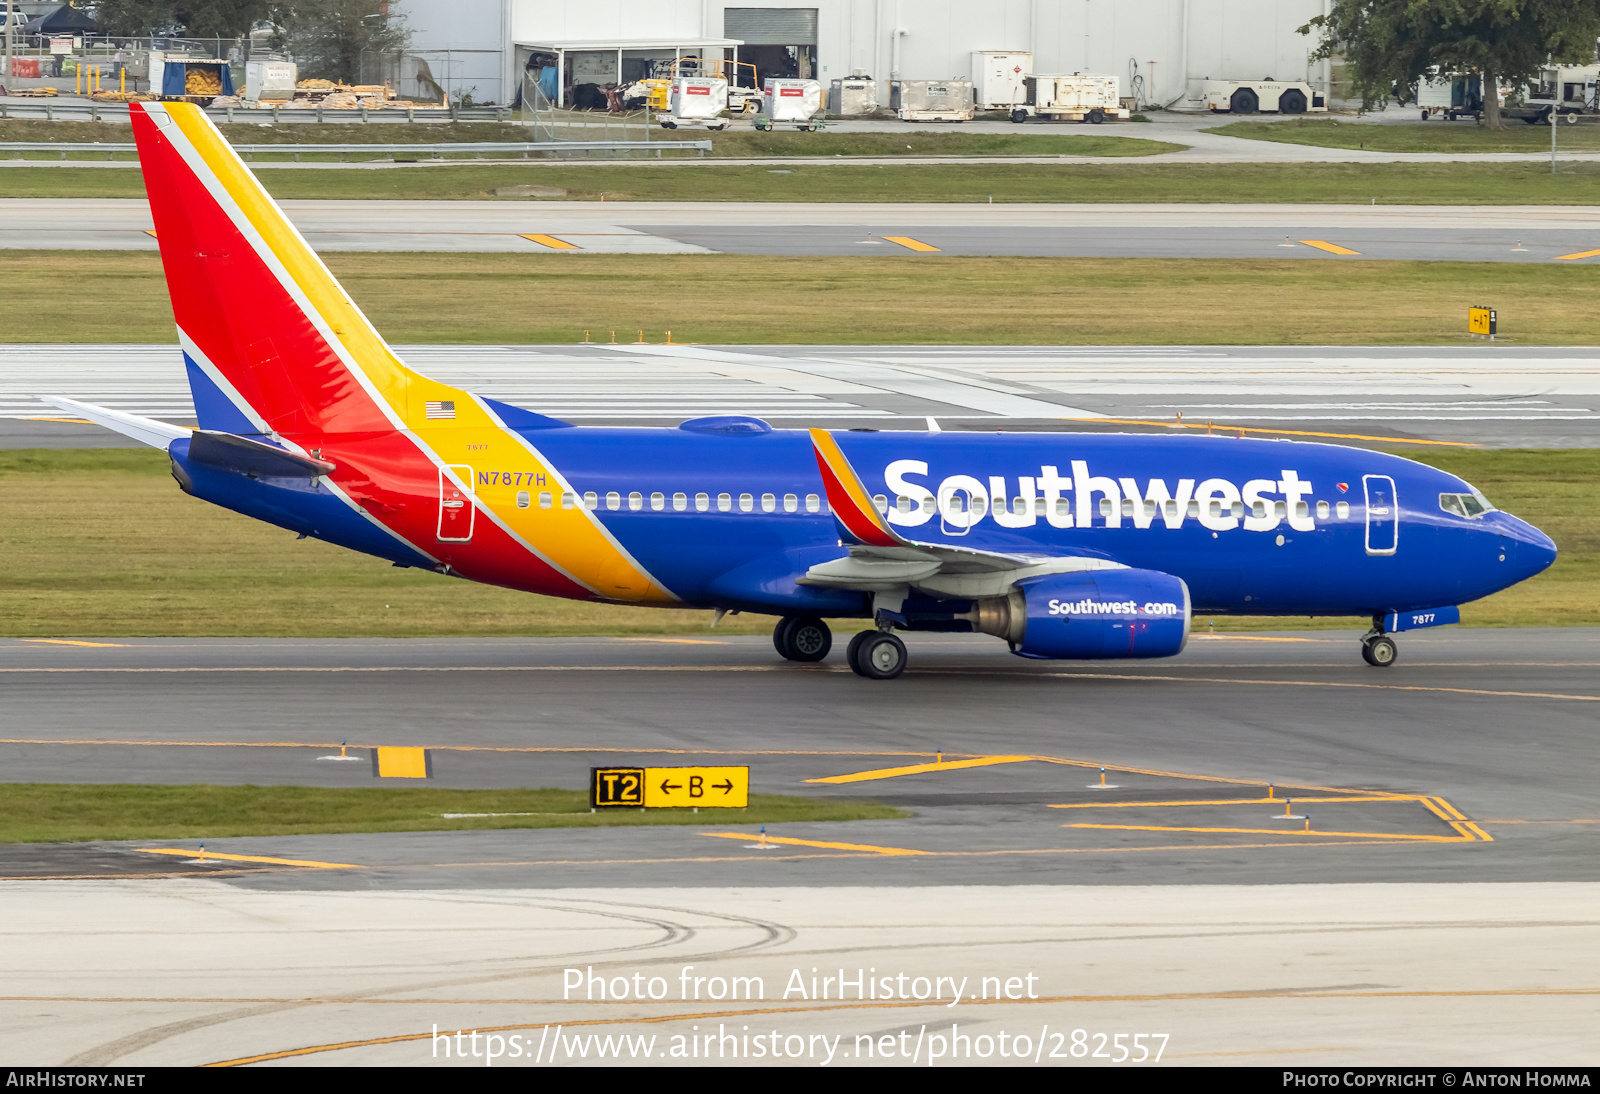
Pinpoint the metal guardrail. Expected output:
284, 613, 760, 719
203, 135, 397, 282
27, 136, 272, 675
0, 100, 520, 123
0, 140, 713, 160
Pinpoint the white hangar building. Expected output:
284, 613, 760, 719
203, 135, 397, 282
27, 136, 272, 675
390, 0, 1333, 110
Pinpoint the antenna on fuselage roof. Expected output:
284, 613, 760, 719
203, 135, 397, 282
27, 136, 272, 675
925, 416, 941, 432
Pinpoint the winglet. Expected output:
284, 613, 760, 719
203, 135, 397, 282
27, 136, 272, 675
809, 428, 906, 548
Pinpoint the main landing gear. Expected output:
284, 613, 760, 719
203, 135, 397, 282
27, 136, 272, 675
1360, 616, 1398, 668
773, 616, 832, 662
846, 629, 907, 680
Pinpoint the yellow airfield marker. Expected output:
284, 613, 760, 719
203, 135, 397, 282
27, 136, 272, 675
1299, 240, 1362, 255
520, 233, 580, 250
882, 235, 941, 252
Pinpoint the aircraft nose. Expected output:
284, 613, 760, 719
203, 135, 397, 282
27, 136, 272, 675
1495, 512, 1557, 580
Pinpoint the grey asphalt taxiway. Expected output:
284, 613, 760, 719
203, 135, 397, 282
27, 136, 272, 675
8, 199, 1600, 261
3, 628, 1596, 890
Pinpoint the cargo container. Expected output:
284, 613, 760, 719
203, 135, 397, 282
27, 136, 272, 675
661, 76, 730, 130
971, 51, 1032, 110
245, 60, 297, 104
756, 78, 824, 130
828, 76, 877, 115
890, 79, 974, 122
1012, 72, 1126, 123
150, 54, 235, 105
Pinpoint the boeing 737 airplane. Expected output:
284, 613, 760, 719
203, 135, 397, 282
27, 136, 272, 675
48, 103, 1557, 679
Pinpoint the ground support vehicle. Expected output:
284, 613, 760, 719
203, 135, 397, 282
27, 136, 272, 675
660, 76, 730, 130
1010, 73, 1126, 123
1416, 73, 1484, 120
890, 79, 973, 122
1203, 79, 1325, 114
755, 78, 824, 130
972, 50, 1032, 111
1508, 64, 1600, 124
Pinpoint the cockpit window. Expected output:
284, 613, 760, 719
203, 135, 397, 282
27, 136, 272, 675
1439, 491, 1492, 519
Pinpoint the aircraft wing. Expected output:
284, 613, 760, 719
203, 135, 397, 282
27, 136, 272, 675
804, 428, 1124, 599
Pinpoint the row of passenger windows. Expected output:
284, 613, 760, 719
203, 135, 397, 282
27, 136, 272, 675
874, 495, 1349, 520
516, 490, 825, 514
509, 488, 1352, 522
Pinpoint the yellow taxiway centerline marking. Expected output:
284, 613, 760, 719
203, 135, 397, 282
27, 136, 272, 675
1048, 794, 1412, 809
806, 755, 1034, 784
143, 230, 157, 238
700, 832, 928, 855
882, 235, 941, 252
1056, 417, 1475, 447
134, 848, 363, 869
520, 233, 580, 250
1064, 822, 1471, 842
20, 639, 129, 647
20, 416, 94, 424
1554, 248, 1600, 260
1299, 239, 1362, 255
203, 985, 1600, 1066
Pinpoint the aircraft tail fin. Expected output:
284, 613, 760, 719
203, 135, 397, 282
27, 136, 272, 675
130, 101, 423, 439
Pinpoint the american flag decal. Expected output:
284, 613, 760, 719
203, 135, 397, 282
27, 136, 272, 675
425, 400, 456, 420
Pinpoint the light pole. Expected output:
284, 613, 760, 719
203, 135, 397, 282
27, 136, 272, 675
4, 1, 13, 96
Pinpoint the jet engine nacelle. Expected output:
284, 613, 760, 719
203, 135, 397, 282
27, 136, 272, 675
988, 569, 1191, 660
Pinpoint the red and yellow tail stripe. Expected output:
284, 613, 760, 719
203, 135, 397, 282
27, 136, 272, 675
809, 428, 905, 548
134, 102, 674, 603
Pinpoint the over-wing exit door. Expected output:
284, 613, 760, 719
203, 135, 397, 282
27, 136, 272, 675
437, 465, 475, 543
1364, 474, 1397, 555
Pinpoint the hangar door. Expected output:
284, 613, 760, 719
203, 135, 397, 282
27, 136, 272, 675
725, 7, 818, 81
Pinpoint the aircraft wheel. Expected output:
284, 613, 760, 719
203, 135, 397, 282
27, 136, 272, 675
1362, 635, 1398, 668
776, 616, 831, 662
846, 630, 873, 676
853, 632, 907, 680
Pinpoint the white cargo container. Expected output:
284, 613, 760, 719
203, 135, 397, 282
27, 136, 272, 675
828, 76, 877, 115
1202, 79, 1326, 114
1012, 72, 1127, 123
662, 76, 730, 130
890, 79, 974, 122
756, 78, 824, 130
245, 59, 297, 103
971, 51, 1032, 109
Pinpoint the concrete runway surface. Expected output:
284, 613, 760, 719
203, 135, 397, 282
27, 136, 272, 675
6, 199, 1600, 261
4, 881, 1596, 1066
2, 629, 1599, 1065
7, 343, 1596, 449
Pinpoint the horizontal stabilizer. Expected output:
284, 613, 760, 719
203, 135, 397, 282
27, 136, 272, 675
187, 430, 337, 478
38, 395, 190, 449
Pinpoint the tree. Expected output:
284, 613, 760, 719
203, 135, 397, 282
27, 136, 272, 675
1302, 0, 1600, 129
268, 1, 408, 85
92, 0, 272, 40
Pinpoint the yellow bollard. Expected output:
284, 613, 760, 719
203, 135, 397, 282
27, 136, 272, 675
1281, 797, 1293, 818
609, 330, 616, 344
1267, 783, 1275, 801
121, 68, 126, 94
636, 329, 644, 343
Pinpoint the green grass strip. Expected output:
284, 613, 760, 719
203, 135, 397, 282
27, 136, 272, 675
1209, 117, 1600, 154
4, 160, 1600, 202
0, 784, 904, 843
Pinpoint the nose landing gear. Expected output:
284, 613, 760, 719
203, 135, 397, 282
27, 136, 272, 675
1360, 616, 1398, 667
